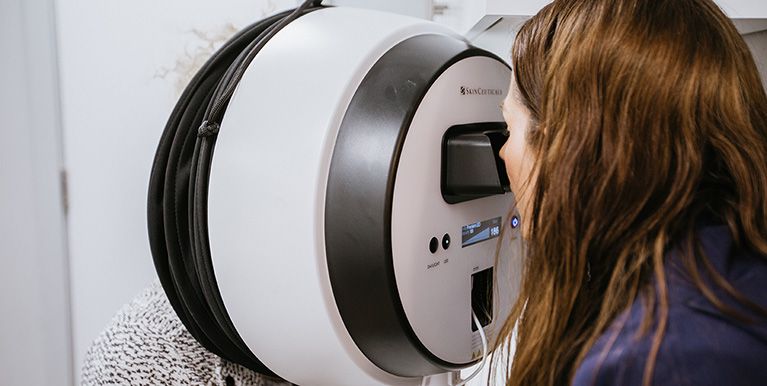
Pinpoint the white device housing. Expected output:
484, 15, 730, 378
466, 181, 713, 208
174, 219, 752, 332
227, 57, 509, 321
157, 2, 767, 386
208, 6, 522, 386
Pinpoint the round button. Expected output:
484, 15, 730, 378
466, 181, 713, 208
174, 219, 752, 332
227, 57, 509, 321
429, 237, 439, 254
442, 234, 451, 250
511, 216, 520, 229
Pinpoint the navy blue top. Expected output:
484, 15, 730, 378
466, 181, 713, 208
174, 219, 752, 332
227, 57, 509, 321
572, 224, 767, 386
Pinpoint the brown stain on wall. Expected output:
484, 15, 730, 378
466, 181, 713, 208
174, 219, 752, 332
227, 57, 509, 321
155, 0, 291, 96
154, 24, 239, 95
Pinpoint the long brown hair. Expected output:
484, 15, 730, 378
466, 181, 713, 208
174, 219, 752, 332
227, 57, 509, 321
492, 1, 767, 385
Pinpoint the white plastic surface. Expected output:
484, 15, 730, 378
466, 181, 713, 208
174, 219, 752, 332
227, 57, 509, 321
208, 7, 465, 386
391, 56, 522, 365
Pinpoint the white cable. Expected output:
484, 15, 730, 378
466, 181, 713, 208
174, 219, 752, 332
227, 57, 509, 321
451, 311, 490, 386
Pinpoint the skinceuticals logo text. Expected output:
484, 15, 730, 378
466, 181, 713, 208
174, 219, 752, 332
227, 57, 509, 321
460, 86, 503, 96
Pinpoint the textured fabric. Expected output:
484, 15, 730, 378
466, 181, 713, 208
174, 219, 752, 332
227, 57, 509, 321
81, 281, 292, 386
572, 224, 767, 386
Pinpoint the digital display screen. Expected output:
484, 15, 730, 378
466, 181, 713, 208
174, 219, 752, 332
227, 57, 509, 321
462, 217, 501, 247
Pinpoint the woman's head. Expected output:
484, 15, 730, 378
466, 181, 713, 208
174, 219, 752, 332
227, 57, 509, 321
495, 0, 767, 385
499, 80, 535, 227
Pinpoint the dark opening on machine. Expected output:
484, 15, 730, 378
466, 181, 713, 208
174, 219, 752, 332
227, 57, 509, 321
471, 267, 493, 331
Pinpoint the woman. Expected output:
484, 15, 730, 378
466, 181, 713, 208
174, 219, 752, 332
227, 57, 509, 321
494, 0, 767, 385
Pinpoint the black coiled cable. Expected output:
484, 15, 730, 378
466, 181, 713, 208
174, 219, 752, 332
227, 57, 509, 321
148, 0, 324, 377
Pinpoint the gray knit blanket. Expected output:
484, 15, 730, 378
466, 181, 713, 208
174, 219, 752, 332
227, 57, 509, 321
81, 281, 292, 386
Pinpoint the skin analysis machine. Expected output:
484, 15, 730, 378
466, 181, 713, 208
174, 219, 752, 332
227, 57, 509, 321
149, 2, 521, 385
148, 1, 766, 385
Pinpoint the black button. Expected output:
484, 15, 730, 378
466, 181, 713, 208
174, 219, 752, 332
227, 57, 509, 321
442, 234, 451, 250
429, 237, 439, 254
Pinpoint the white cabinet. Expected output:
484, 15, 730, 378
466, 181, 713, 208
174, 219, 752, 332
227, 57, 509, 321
430, 0, 767, 91
429, 0, 767, 37
1, 0, 72, 385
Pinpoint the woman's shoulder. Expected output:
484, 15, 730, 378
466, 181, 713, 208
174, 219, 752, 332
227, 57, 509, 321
81, 280, 290, 386
572, 225, 767, 386
572, 298, 767, 386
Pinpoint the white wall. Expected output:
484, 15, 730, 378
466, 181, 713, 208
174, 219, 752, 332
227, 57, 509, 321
0, 0, 72, 385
